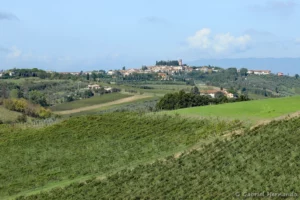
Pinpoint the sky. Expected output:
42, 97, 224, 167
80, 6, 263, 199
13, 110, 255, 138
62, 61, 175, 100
1, 0, 300, 72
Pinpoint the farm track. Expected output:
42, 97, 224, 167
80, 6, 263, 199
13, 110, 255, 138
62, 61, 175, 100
54, 95, 152, 115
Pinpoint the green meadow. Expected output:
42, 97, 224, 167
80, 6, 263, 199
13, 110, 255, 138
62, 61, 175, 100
167, 96, 300, 123
0, 106, 22, 122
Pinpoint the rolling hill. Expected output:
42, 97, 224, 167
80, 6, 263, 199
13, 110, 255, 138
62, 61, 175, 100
0, 113, 240, 199
166, 96, 300, 124
17, 115, 300, 199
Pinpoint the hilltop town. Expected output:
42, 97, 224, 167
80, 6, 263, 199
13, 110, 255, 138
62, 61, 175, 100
1, 59, 286, 79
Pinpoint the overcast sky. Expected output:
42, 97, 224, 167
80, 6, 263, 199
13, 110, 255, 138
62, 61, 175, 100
1, 0, 300, 71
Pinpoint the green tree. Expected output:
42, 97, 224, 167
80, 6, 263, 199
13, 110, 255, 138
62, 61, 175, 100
215, 91, 225, 99
28, 90, 48, 106
239, 68, 248, 76
191, 86, 200, 95
141, 66, 148, 70
122, 66, 126, 70
295, 74, 299, 79
10, 89, 22, 98
86, 73, 90, 81
91, 72, 97, 81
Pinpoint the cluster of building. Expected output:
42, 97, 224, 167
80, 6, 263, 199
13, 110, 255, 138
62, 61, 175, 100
0, 61, 286, 79
105, 60, 220, 80
247, 70, 284, 76
0, 70, 14, 77
87, 84, 113, 92
201, 89, 234, 99
247, 70, 271, 75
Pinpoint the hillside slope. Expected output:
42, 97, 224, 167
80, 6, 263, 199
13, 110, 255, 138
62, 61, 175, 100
167, 96, 300, 123
0, 113, 240, 199
20, 117, 300, 199
0, 106, 22, 123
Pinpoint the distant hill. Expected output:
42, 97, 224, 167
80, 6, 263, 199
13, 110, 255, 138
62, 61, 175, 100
188, 58, 300, 75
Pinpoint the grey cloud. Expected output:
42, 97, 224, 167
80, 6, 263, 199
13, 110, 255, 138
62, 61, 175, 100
0, 12, 19, 21
249, 0, 297, 16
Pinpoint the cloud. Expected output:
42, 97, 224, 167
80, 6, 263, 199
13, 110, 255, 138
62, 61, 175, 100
140, 16, 169, 25
249, 0, 297, 16
0, 12, 19, 21
187, 28, 251, 54
7, 46, 22, 58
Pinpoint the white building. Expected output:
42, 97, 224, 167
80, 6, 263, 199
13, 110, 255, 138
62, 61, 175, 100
88, 84, 101, 90
107, 70, 115, 75
248, 70, 271, 75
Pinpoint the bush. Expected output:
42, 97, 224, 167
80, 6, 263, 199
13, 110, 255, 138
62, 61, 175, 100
3, 98, 52, 119
16, 114, 27, 123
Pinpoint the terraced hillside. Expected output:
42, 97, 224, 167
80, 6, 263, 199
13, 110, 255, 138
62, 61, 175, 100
0, 113, 241, 199
19, 117, 300, 199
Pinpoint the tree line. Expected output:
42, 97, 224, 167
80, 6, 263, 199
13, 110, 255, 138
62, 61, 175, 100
156, 60, 180, 66
156, 87, 250, 110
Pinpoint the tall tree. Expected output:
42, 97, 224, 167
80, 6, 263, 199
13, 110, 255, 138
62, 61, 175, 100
191, 86, 200, 95
239, 68, 248, 76
91, 72, 97, 81
86, 73, 90, 81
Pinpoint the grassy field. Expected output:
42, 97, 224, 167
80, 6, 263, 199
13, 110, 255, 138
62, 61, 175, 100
0, 113, 242, 199
50, 93, 132, 111
166, 96, 300, 123
20, 116, 300, 199
0, 106, 22, 122
68, 96, 158, 117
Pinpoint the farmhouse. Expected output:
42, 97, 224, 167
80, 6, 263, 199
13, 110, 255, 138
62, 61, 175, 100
199, 67, 212, 73
248, 70, 271, 75
104, 87, 113, 92
88, 84, 101, 90
202, 89, 234, 99
158, 73, 169, 80
277, 72, 284, 76
223, 90, 234, 98
107, 70, 115, 75
202, 90, 219, 98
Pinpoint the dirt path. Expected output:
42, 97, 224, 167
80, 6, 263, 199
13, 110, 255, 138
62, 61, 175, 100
55, 95, 152, 115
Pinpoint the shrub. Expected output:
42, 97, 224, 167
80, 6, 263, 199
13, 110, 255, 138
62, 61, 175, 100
16, 114, 27, 123
3, 98, 52, 119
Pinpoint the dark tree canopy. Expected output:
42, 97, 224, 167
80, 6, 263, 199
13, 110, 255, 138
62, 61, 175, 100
156, 60, 179, 66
